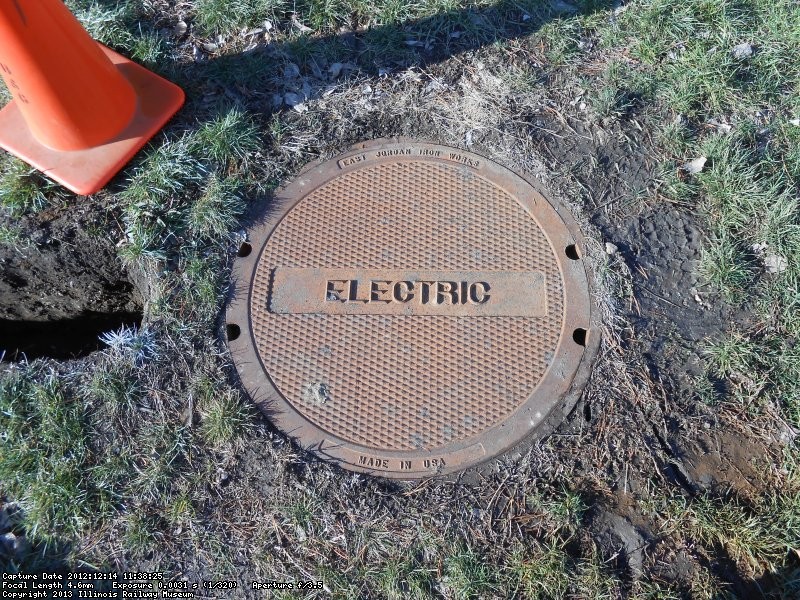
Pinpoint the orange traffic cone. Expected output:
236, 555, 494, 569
0, 0, 185, 195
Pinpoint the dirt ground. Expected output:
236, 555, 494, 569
1, 2, 798, 598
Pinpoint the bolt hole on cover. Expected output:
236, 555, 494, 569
227, 140, 600, 479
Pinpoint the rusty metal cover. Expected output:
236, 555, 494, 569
227, 140, 598, 478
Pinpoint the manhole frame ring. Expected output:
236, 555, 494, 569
226, 138, 601, 479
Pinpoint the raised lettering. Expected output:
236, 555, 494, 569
417, 281, 434, 304
436, 281, 459, 305
326, 280, 348, 302
359, 455, 391, 468
393, 281, 414, 302
469, 282, 491, 304
270, 269, 545, 316
349, 279, 369, 303
370, 280, 392, 303
338, 154, 367, 168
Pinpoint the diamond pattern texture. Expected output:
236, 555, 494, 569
251, 160, 564, 450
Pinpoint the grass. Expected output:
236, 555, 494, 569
190, 107, 261, 169
0, 369, 97, 540
375, 555, 435, 599
194, 376, 254, 448
0, 223, 26, 250
0, 159, 56, 216
193, 0, 283, 36
443, 544, 496, 599
0, 0, 799, 595
507, 540, 571, 598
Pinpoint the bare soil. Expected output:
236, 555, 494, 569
0, 202, 142, 361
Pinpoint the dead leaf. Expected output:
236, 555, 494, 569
291, 14, 312, 33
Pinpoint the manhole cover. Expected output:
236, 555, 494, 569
227, 140, 598, 478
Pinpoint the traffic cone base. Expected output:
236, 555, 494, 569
0, 44, 184, 195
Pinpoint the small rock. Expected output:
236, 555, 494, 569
605, 242, 618, 255
284, 63, 300, 78
291, 103, 308, 114
283, 92, 303, 107
201, 42, 218, 53
732, 42, 753, 59
328, 62, 343, 78
361, 85, 373, 95
216, 469, 230, 486
522, 13, 531, 21
707, 118, 732, 133
295, 525, 307, 542
263, 20, 273, 31
790, 118, 800, 127
764, 254, 788, 274
751, 242, 768, 255
173, 21, 187, 37
682, 156, 707, 174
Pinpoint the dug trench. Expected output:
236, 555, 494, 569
0, 205, 142, 362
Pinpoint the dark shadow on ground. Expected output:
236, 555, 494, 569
0, 312, 143, 362
160, 0, 611, 126
0, 501, 72, 574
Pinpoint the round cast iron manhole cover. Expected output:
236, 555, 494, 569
227, 140, 599, 478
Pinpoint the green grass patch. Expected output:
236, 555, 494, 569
0, 370, 105, 539
193, 0, 283, 36
443, 543, 497, 599
662, 492, 800, 581
0, 159, 60, 216
191, 108, 262, 170
375, 555, 436, 600
0, 223, 27, 250
506, 540, 571, 599
186, 175, 246, 238
194, 376, 254, 448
